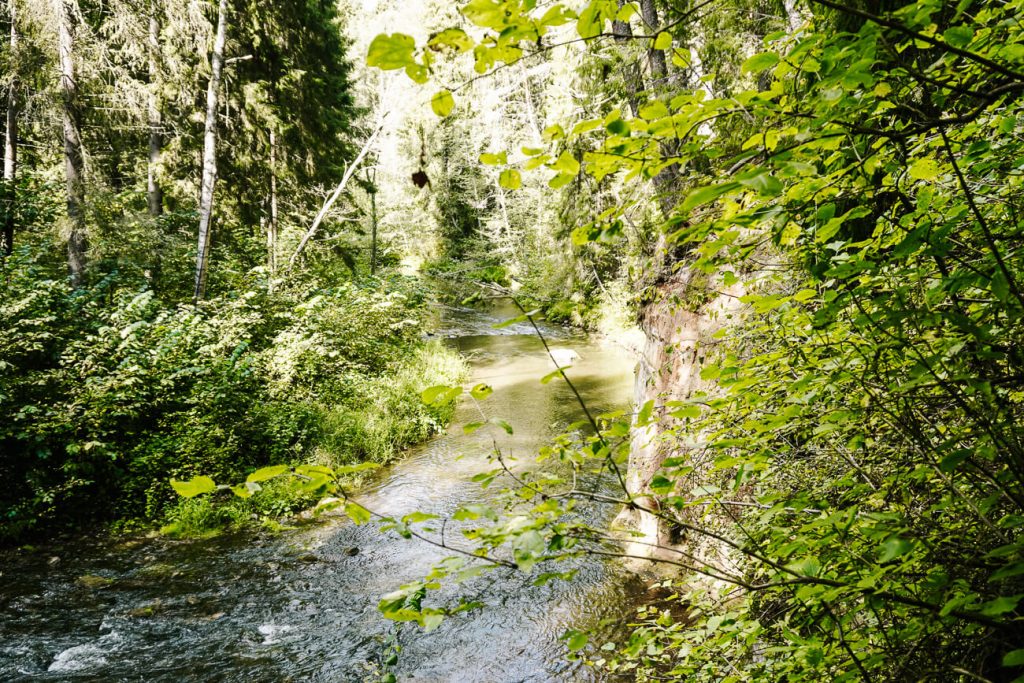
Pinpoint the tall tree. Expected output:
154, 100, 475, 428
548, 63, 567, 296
55, 0, 86, 285
2, 0, 16, 256
192, 0, 227, 301
146, 2, 162, 217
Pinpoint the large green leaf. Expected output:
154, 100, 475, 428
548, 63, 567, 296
170, 476, 216, 498
367, 33, 417, 70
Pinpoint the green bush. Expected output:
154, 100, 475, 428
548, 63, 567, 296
0, 251, 465, 542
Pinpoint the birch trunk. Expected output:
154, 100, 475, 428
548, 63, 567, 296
3, 0, 17, 256
147, 7, 163, 218
55, 0, 86, 285
192, 0, 228, 301
267, 128, 277, 276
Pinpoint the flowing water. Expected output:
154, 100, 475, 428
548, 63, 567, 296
0, 303, 639, 682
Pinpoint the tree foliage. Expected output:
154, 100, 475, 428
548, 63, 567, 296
353, 0, 1024, 679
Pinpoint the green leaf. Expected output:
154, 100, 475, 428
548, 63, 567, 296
421, 609, 445, 632
650, 475, 674, 495
428, 28, 474, 53
879, 536, 914, 562
431, 90, 455, 117
492, 309, 541, 328
606, 118, 630, 136
542, 124, 565, 141
421, 385, 463, 405
499, 169, 522, 190
550, 151, 581, 175
231, 482, 261, 499
540, 366, 570, 384
247, 465, 288, 483
681, 182, 740, 213
576, 2, 605, 38
335, 462, 381, 475
463, 0, 510, 29
908, 158, 941, 181
344, 502, 372, 525
980, 594, 1022, 616
470, 383, 493, 400
170, 476, 216, 498
1005, 649, 1024, 667
462, 421, 485, 434
943, 26, 974, 48
489, 417, 514, 434
480, 151, 508, 166
367, 33, 417, 70
405, 63, 429, 84
742, 52, 779, 74
564, 629, 589, 651
654, 31, 672, 50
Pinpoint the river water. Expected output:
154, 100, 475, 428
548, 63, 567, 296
0, 303, 638, 682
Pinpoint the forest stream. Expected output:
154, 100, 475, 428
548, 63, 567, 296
0, 302, 638, 682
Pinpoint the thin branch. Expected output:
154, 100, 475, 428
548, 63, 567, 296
288, 118, 387, 271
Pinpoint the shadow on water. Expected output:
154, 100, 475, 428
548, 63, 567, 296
0, 302, 641, 682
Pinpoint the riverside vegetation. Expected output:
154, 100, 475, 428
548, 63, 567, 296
4, 0, 1024, 681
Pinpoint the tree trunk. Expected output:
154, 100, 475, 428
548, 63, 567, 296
369, 170, 378, 276
640, 0, 668, 83
639, 0, 679, 216
192, 0, 228, 301
614, 0, 644, 117
2, 0, 17, 257
267, 127, 277, 276
147, 6, 163, 218
55, 0, 86, 286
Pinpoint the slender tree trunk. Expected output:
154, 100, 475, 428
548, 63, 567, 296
147, 6, 163, 218
267, 127, 277, 276
614, 0, 644, 117
2, 0, 17, 257
193, 0, 228, 301
369, 169, 378, 276
55, 0, 87, 286
638, 0, 680, 216
640, 0, 668, 83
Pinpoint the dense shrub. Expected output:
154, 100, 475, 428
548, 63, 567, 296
0, 252, 464, 541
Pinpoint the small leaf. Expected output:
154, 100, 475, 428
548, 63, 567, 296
681, 182, 740, 213
540, 367, 570, 384
1004, 649, 1024, 667
479, 151, 508, 166
344, 502, 372, 525
231, 482, 260, 499
335, 462, 381, 475
879, 536, 914, 562
908, 158, 941, 181
650, 475, 674, 495
170, 476, 216, 498
490, 417, 514, 435
742, 52, 779, 74
563, 629, 588, 651
654, 31, 672, 50
943, 26, 973, 48
247, 465, 288, 483
421, 385, 463, 405
427, 28, 474, 53
499, 169, 522, 190
470, 383, 493, 400
431, 90, 455, 117
550, 151, 580, 175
